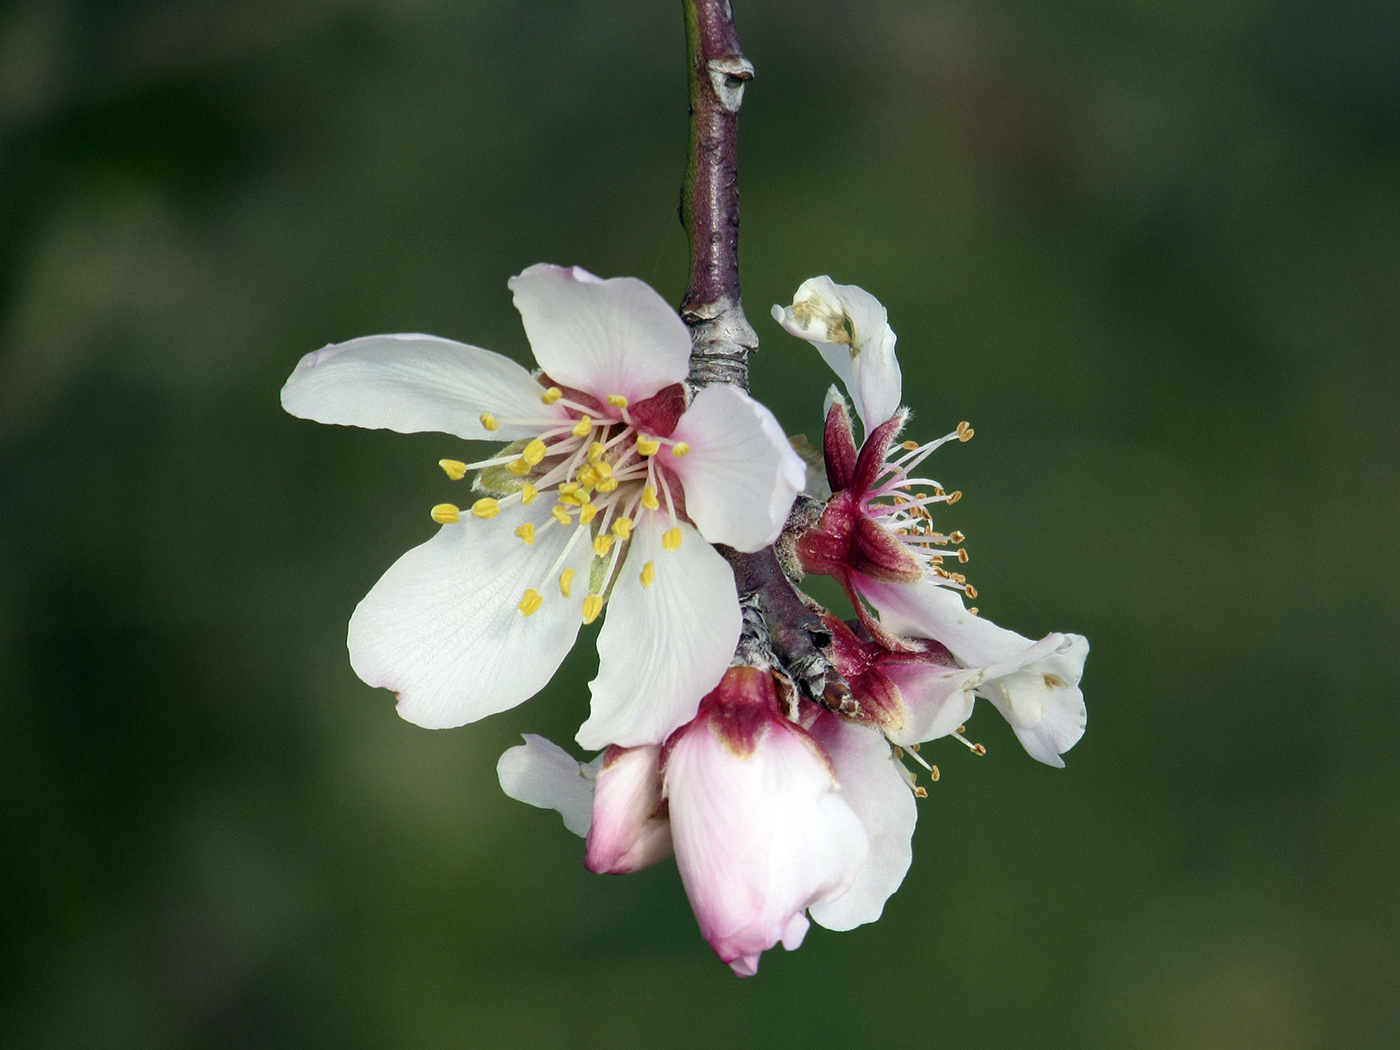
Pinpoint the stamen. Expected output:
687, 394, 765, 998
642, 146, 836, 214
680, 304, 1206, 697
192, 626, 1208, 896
582, 594, 603, 624
506, 458, 531, 477
596, 476, 619, 493
514, 523, 535, 546
639, 561, 655, 588
913, 786, 928, 799
968, 607, 979, 616
439, 459, 467, 480
662, 527, 682, 552
670, 442, 691, 458
430, 503, 460, 524
636, 435, 661, 457
611, 517, 633, 541
956, 421, 974, 441
950, 531, 966, 543
559, 568, 575, 598
947, 491, 962, 504
518, 589, 543, 616
964, 584, 978, 599
552, 505, 572, 526
588, 441, 607, 462
579, 504, 598, 525
471, 498, 500, 519
958, 549, 969, 563
930, 765, 941, 781
521, 439, 548, 466
593, 461, 613, 479
593, 534, 614, 557
607, 394, 629, 408
641, 486, 660, 511
480, 412, 499, 432
572, 416, 594, 438
521, 483, 539, 505
541, 386, 563, 404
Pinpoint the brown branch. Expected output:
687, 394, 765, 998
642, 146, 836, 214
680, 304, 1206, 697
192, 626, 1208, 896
678, 0, 852, 713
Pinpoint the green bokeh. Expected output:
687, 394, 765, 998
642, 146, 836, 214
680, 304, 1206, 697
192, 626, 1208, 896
2, 1, 1396, 1047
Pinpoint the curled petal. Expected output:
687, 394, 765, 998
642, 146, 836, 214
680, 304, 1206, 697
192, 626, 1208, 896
979, 634, 1089, 768
497, 735, 596, 838
772, 277, 903, 433
578, 514, 741, 750
509, 264, 690, 405
585, 745, 673, 874
280, 334, 563, 441
807, 714, 917, 931
348, 500, 594, 729
666, 385, 807, 552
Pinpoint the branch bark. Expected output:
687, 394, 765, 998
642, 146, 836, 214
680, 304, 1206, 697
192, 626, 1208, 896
678, 0, 852, 711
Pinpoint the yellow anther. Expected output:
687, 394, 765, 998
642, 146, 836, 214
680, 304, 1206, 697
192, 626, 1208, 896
901, 441, 919, 451
572, 416, 593, 438
559, 481, 579, 494
670, 441, 691, 458
596, 476, 619, 493
607, 394, 629, 408
956, 421, 974, 442
521, 483, 538, 505
430, 503, 460, 524
541, 386, 563, 404
518, 589, 543, 617
582, 594, 603, 625
950, 531, 966, 544
587, 441, 607, 462
506, 457, 531, 476
439, 459, 467, 480
471, 498, 500, 519
522, 439, 548, 466
913, 786, 929, 799
579, 504, 598, 525
641, 486, 660, 511
968, 606, 979, 616
593, 460, 613, 479
957, 548, 969, 563
559, 493, 582, 507
593, 534, 614, 557
947, 490, 963, 505
964, 584, 978, 599
640, 561, 655, 588
611, 517, 633, 541
552, 504, 572, 526
662, 527, 682, 552
559, 568, 575, 598
577, 466, 599, 487
514, 522, 535, 546
636, 435, 661, 457
480, 412, 499, 432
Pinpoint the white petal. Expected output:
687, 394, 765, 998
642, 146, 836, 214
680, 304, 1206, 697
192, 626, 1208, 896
508, 264, 690, 404
585, 745, 673, 873
771, 277, 902, 432
666, 385, 806, 552
807, 715, 917, 931
980, 634, 1089, 768
577, 514, 740, 750
280, 334, 562, 441
348, 499, 595, 729
496, 734, 595, 837
880, 661, 981, 746
869, 578, 1090, 766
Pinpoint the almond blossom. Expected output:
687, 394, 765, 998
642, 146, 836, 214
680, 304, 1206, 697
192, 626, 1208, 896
773, 277, 1089, 766
281, 264, 805, 748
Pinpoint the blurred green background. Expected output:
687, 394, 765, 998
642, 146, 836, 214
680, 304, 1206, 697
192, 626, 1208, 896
2, 0, 1396, 1047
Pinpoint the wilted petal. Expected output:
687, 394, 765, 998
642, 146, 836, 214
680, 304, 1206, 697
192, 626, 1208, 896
772, 277, 902, 432
280, 334, 562, 442
807, 713, 917, 931
979, 634, 1089, 768
585, 745, 673, 874
509, 264, 690, 405
348, 500, 594, 729
578, 514, 741, 750
666, 384, 807, 552
497, 734, 596, 837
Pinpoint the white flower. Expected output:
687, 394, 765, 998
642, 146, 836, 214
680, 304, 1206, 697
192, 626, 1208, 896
772, 276, 902, 433
663, 666, 869, 977
282, 265, 805, 747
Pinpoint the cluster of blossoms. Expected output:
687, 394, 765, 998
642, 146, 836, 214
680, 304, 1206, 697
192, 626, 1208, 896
282, 265, 1088, 977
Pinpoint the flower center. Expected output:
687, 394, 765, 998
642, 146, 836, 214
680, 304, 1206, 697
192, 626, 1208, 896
433, 385, 694, 622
